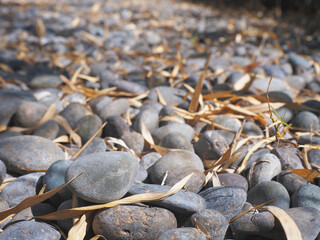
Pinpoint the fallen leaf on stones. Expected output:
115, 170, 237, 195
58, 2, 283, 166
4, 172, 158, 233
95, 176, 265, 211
194, 218, 212, 240
261, 206, 302, 240
35, 172, 194, 221
90, 235, 106, 240
0, 171, 83, 221
54, 115, 82, 148
68, 211, 94, 240
290, 169, 320, 183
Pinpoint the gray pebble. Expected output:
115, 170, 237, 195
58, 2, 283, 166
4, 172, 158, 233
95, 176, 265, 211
152, 123, 194, 144
291, 183, 320, 211
276, 171, 308, 196
157, 228, 206, 240
74, 114, 102, 144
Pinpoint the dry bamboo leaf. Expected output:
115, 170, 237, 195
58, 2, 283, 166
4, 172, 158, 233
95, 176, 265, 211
91, 2, 102, 12
70, 64, 85, 84
54, 115, 82, 148
188, 55, 211, 113
211, 171, 221, 187
194, 218, 212, 240
233, 73, 250, 91
141, 121, 155, 145
243, 102, 286, 113
68, 211, 94, 240
225, 103, 257, 117
0, 172, 83, 221
39, 184, 46, 195
79, 31, 103, 47
0, 63, 14, 74
36, 18, 46, 38
0, 177, 16, 191
156, 88, 167, 106
243, 61, 261, 73
261, 206, 302, 240
69, 17, 80, 28
53, 135, 69, 143
203, 91, 235, 100
160, 115, 184, 124
36, 173, 194, 221
78, 74, 99, 83
0, 125, 7, 133
290, 169, 320, 183
72, 122, 107, 159
105, 137, 136, 155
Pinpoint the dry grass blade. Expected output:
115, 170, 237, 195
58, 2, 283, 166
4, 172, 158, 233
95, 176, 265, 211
105, 137, 136, 155
233, 73, 251, 91
194, 218, 212, 240
36, 18, 46, 38
261, 206, 302, 240
188, 54, 211, 113
141, 120, 155, 145
156, 88, 167, 106
0, 177, 16, 191
290, 169, 320, 183
36, 173, 194, 221
90, 236, 106, 240
70, 64, 85, 84
73, 122, 107, 159
0, 172, 83, 221
68, 211, 94, 240
229, 198, 277, 223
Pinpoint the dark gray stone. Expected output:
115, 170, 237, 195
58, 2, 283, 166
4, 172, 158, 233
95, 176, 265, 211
159, 133, 194, 151
30, 74, 62, 88
133, 107, 159, 133
121, 131, 145, 154
247, 181, 290, 209
291, 183, 320, 211
243, 121, 264, 136
0, 135, 65, 174
148, 86, 187, 105
264, 65, 286, 78
0, 160, 7, 185
148, 150, 204, 184
276, 171, 308, 196
103, 115, 130, 138
32, 120, 59, 140
140, 152, 161, 170
128, 182, 206, 214
59, 102, 88, 129
0, 173, 43, 207
272, 144, 304, 170
78, 137, 108, 157
289, 52, 312, 70
99, 98, 130, 121
199, 186, 247, 221
157, 228, 206, 240
291, 111, 319, 131
92, 205, 177, 240
216, 173, 248, 191
152, 123, 194, 144
308, 149, 320, 166
65, 151, 139, 203
187, 209, 229, 240
248, 153, 281, 188
74, 114, 102, 143
194, 130, 229, 160
0, 221, 61, 240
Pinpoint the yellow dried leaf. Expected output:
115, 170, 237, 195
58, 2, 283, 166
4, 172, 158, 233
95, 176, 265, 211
68, 211, 94, 240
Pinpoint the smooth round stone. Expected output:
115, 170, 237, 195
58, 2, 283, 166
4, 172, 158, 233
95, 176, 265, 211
157, 228, 206, 240
103, 115, 130, 138
92, 205, 177, 240
13, 100, 47, 128
281, 62, 293, 75
65, 151, 139, 203
245, 149, 270, 171
30, 74, 62, 88
133, 107, 159, 133
121, 131, 145, 154
32, 120, 59, 140
11, 203, 56, 223
140, 152, 161, 170
135, 164, 148, 182
148, 86, 187, 105
148, 150, 204, 184
247, 181, 290, 209
0, 131, 22, 141
213, 115, 241, 145
243, 121, 264, 136
248, 153, 281, 188
0, 172, 43, 207
0, 160, 7, 185
271, 144, 304, 170
291, 111, 319, 131
264, 65, 285, 78
285, 207, 320, 240
284, 75, 306, 89
0, 95, 21, 126
199, 186, 247, 221
217, 173, 248, 191
276, 171, 308, 196
251, 77, 287, 93
275, 107, 294, 123
0, 221, 61, 239
165, 169, 205, 193
74, 114, 102, 143
128, 182, 206, 214
89, 96, 113, 115
187, 209, 229, 240
99, 98, 130, 121
78, 137, 108, 157
159, 132, 194, 151
194, 130, 228, 160
32, 88, 63, 110
289, 52, 312, 70
291, 183, 320, 210
152, 123, 194, 144
0, 135, 65, 174
308, 149, 320, 166
159, 105, 185, 126
59, 102, 88, 129
298, 135, 320, 145
43, 160, 73, 201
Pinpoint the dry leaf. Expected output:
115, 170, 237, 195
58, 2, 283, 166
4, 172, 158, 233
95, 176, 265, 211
68, 211, 94, 240
290, 169, 320, 183
261, 206, 302, 240
54, 115, 82, 148
90, 236, 106, 240
36, 18, 46, 38
194, 218, 212, 240
36, 173, 194, 221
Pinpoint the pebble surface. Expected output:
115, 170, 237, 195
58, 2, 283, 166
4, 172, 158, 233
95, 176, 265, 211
0, 0, 319, 239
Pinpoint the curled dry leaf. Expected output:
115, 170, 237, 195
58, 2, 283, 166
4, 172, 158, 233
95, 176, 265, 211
290, 169, 320, 183
68, 211, 94, 240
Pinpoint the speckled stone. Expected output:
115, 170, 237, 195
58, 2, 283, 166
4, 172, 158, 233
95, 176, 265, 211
276, 171, 308, 195
74, 114, 102, 143
271, 144, 304, 170
92, 205, 177, 240
0, 135, 65, 174
0, 160, 7, 185
133, 107, 159, 133
199, 186, 247, 221
59, 102, 88, 129
291, 183, 320, 211
99, 98, 130, 121
65, 151, 139, 203
159, 132, 194, 151
32, 120, 60, 140
152, 123, 194, 144
157, 228, 206, 240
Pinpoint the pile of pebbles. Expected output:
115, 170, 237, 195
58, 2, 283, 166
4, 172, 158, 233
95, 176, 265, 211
0, 0, 320, 239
